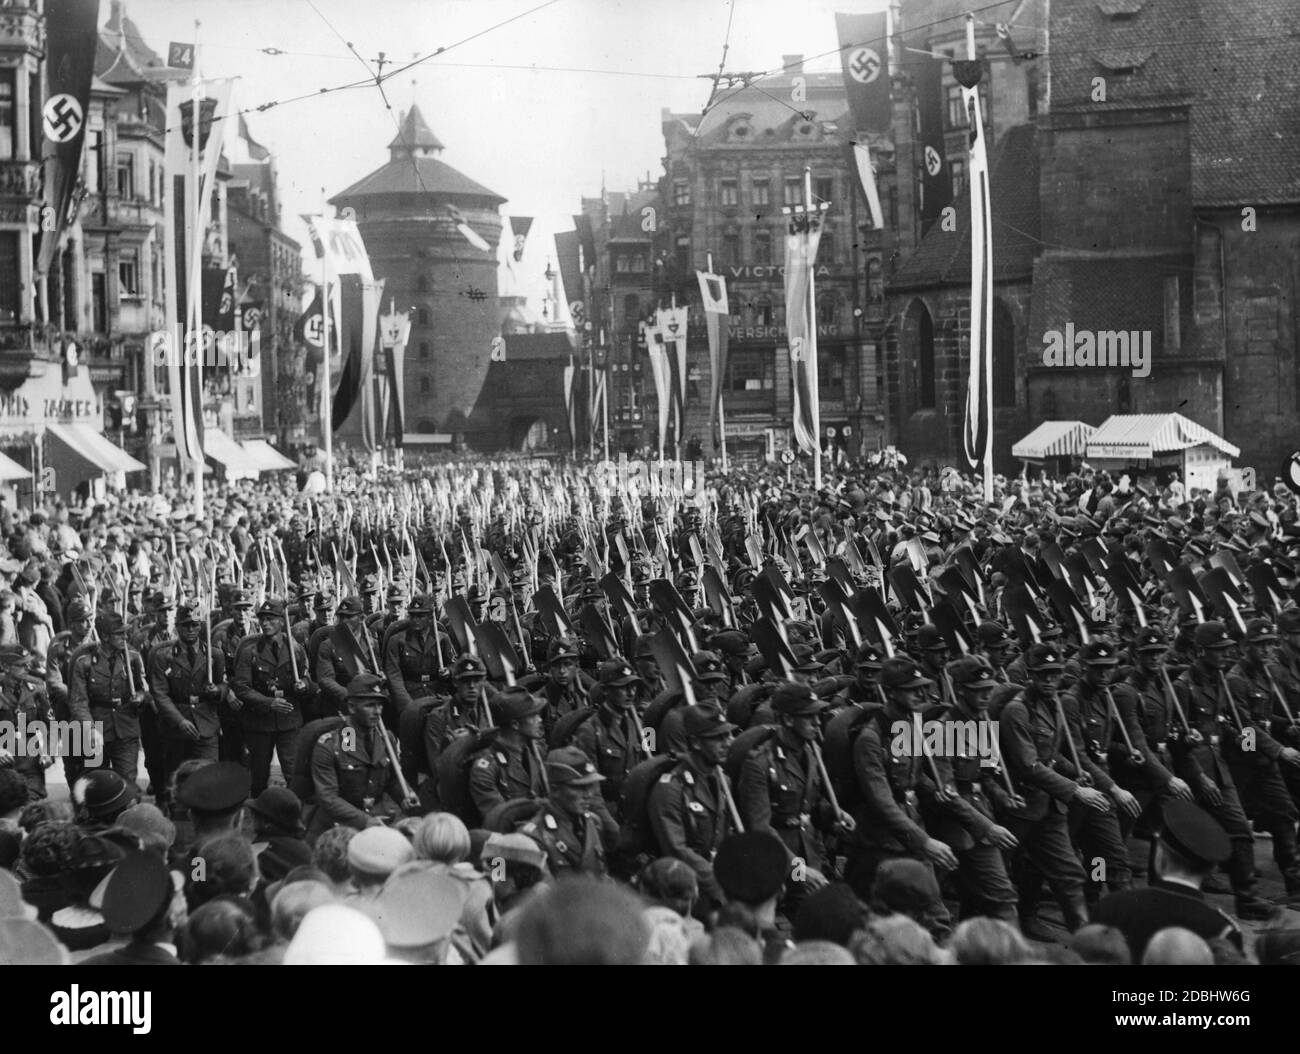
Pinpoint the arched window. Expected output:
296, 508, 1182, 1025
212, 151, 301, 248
754, 229, 772, 265
918, 305, 936, 409
992, 300, 1016, 407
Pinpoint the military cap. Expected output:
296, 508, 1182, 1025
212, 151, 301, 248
385, 584, 406, 601
407, 594, 434, 615
75, 769, 135, 818
691, 651, 729, 682
1279, 608, 1300, 633
176, 761, 251, 813
597, 660, 643, 687
547, 639, 579, 663
66, 598, 92, 622
949, 655, 997, 688
335, 596, 364, 618
681, 705, 736, 740
347, 673, 388, 702
1079, 640, 1120, 665
634, 634, 657, 659
480, 832, 548, 871
709, 630, 750, 658
915, 624, 947, 651
175, 604, 199, 626
231, 588, 254, 609
347, 827, 415, 877
452, 655, 487, 681
880, 657, 932, 690
1024, 643, 1065, 671
790, 645, 826, 674
1133, 627, 1169, 653
360, 578, 380, 596
258, 597, 287, 619
100, 851, 173, 935
491, 687, 548, 724
313, 592, 334, 610
770, 682, 827, 717
248, 787, 305, 835
117, 803, 177, 850
977, 620, 1011, 646
713, 831, 789, 906
365, 868, 466, 949
147, 591, 172, 612
853, 641, 886, 669
1193, 621, 1235, 650
546, 745, 605, 787
95, 610, 125, 638
1244, 618, 1278, 644
1159, 799, 1231, 868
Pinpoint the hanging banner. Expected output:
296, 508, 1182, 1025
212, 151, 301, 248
835, 11, 891, 134
696, 269, 730, 445
913, 56, 951, 232
849, 141, 884, 230
784, 215, 824, 456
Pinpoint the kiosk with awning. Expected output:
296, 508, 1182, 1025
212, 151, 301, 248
204, 429, 262, 481
1011, 420, 1096, 477
45, 423, 146, 499
1084, 413, 1239, 493
240, 439, 296, 473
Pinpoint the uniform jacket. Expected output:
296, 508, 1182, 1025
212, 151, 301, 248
1227, 660, 1289, 768
423, 696, 483, 774
997, 687, 1080, 821
1173, 664, 1243, 785
736, 730, 831, 867
573, 704, 643, 807
647, 753, 732, 903
1062, 682, 1118, 793
1109, 673, 1176, 795
521, 799, 607, 876
920, 701, 1005, 849
68, 643, 148, 742
383, 625, 444, 713
45, 630, 90, 716
468, 737, 545, 818
148, 639, 226, 739
232, 633, 314, 733
310, 717, 404, 831
315, 624, 369, 708
848, 708, 939, 853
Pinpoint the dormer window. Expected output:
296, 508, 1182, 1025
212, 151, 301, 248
726, 114, 755, 142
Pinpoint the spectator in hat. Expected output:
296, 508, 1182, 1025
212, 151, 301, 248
712, 830, 793, 964
363, 865, 471, 964
81, 850, 185, 966
283, 903, 386, 965
115, 804, 176, 859
172, 762, 250, 870
344, 826, 414, 902
73, 769, 137, 831
18, 820, 77, 921
49, 833, 124, 953
515, 874, 649, 966
791, 882, 869, 949
248, 787, 310, 875
412, 812, 495, 956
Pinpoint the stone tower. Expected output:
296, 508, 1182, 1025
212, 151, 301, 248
330, 106, 505, 437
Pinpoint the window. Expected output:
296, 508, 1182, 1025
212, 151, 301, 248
814, 176, 834, 206
992, 300, 1016, 407
615, 255, 629, 273
91, 271, 107, 333
417, 307, 430, 326
419, 340, 430, 360
673, 180, 690, 206
0, 232, 17, 322
0, 70, 13, 160
719, 178, 738, 206
1164, 275, 1180, 350
818, 347, 845, 396
783, 177, 802, 205
117, 153, 135, 199
950, 159, 967, 197
118, 252, 139, 298
675, 237, 690, 273
947, 82, 990, 129
630, 254, 646, 273
754, 229, 772, 265
84, 129, 102, 193
727, 348, 774, 393
753, 179, 770, 206
624, 294, 639, 320
722, 231, 739, 269
419, 377, 431, 394
754, 296, 773, 326
918, 307, 935, 409
416, 274, 430, 292
817, 295, 837, 326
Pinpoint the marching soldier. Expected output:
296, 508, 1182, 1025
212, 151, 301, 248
148, 604, 225, 802
232, 597, 316, 798
68, 611, 149, 785
998, 643, 1107, 934
315, 596, 370, 714
307, 673, 418, 839
212, 588, 255, 764
976, 620, 1017, 683
519, 745, 616, 877
534, 639, 591, 728
468, 687, 549, 821
1266, 606, 1300, 802
1172, 621, 1275, 918
45, 597, 94, 784
367, 584, 407, 638
0, 648, 53, 798
647, 705, 738, 912
572, 660, 648, 815
423, 655, 489, 772
832, 641, 887, 708
292, 591, 334, 650
383, 594, 445, 715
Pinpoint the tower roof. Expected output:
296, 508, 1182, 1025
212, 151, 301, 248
388, 105, 445, 154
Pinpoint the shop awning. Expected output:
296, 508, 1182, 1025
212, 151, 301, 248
1085, 413, 1240, 460
46, 423, 145, 475
1011, 420, 1096, 461
204, 429, 261, 479
0, 451, 30, 481
240, 439, 296, 472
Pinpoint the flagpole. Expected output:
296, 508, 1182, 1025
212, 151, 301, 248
320, 195, 334, 493
707, 252, 729, 475
190, 20, 204, 518
968, 15, 994, 504
805, 166, 822, 493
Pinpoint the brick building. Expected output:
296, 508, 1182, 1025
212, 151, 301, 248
330, 106, 505, 444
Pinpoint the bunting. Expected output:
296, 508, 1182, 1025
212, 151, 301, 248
642, 319, 671, 461
696, 269, 730, 447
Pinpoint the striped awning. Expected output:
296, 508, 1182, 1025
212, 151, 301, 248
204, 429, 261, 480
1085, 414, 1240, 460
46, 424, 146, 475
240, 439, 296, 472
0, 451, 29, 481
1011, 420, 1096, 461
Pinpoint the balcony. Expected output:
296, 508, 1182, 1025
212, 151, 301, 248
0, 160, 40, 199
106, 197, 164, 230
0, 5, 44, 53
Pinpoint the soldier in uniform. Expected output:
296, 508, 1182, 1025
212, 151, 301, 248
998, 643, 1107, 934
131, 592, 173, 801
572, 660, 648, 815
832, 641, 887, 708
307, 673, 418, 839
232, 597, 315, 798
367, 585, 407, 639
519, 745, 614, 877
315, 596, 370, 715
212, 588, 255, 764
1226, 617, 1300, 895
45, 597, 93, 785
535, 639, 590, 728
291, 591, 333, 650
976, 620, 1016, 683
148, 604, 224, 803
647, 705, 737, 912
383, 594, 445, 715
1172, 621, 1274, 918
1061, 639, 1140, 901
1266, 606, 1300, 802
0, 648, 53, 797
68, 611, 149, 784
468, 687, 548, 821
424, 655, 489, 773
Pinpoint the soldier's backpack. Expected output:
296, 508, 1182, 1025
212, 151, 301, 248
724, 723, 777, 786
616, 753, 678, 860
725, 682, 772, 728
822, 702, 882, 809
435, 727, 500, 827
397, 695, 442, 782
482, 797, 542, 834
549, 705, 597, 750
289, 716, 348, 802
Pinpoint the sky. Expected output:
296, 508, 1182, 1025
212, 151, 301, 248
113, 0, 891, 313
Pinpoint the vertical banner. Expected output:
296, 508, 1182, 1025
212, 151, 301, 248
509, 216, 533, 262
784, 213, 824, 456
335, 277, 385, 439
163, 78, 233, 466
380, 310, 411, 447
37, 0, 101, 278
913, 56, 950, 232
656, 306, 688, 454
642, 319, 670, 461
305, 215, 373, 433
835, 11, 891, 134
957, 59, 993, 484
849, 141, 884, 230
697, 269, 730, 445
563, 358, 577, 454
